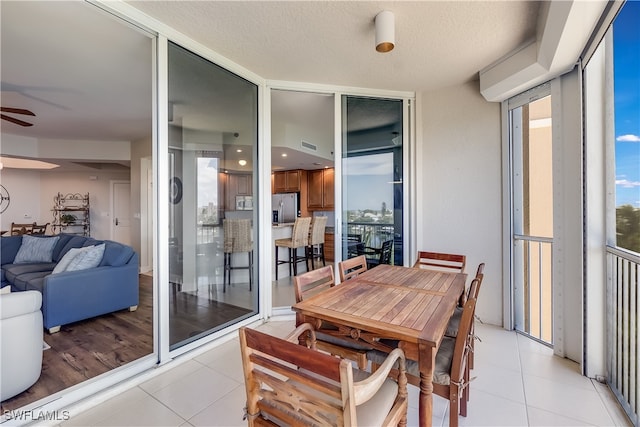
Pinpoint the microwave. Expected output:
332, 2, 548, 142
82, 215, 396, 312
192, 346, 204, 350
235, 195, 253, 210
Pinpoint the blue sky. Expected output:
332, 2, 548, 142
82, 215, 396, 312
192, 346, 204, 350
614, 1, 640, 208
344, 153, 394, 212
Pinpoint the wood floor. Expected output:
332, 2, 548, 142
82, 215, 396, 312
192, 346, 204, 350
1, 274, 253, 412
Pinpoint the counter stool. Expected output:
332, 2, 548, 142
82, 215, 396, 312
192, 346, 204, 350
223, 219, 253, 292
275, 217, 311, 280
307, 216, 327, 269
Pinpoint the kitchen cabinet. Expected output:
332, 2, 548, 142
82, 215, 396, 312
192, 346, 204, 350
224, 173, 252, 210
307, 168, 334, 210
324, 232, 334, 262
273, 170, 301, 193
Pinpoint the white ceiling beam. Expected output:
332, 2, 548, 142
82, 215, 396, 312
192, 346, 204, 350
479, 0, 608, 102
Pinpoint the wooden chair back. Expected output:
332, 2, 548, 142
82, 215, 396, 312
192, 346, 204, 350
239, 325, 408, 427
10, 222, 35, 235
31, 223, 49, 235
293, 264, 334, 304
413, 251, 466, 273
338, 255, 368, 282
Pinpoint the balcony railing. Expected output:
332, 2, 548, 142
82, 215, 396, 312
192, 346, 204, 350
513, 234, 553, 345
607, 245, 640, 426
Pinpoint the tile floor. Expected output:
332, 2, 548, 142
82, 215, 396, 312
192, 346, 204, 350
58, 319, 631, 427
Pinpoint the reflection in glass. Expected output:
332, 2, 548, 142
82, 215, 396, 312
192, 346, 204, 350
168, 42, 258, 350
341, 96, 403, 267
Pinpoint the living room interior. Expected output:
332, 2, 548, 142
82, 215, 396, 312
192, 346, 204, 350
2, 0, 636, 425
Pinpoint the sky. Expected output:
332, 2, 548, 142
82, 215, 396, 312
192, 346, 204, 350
614, 1, 640, 208
344, 153, 394, 212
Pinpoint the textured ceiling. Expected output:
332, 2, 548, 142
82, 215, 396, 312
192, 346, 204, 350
129, 1, 540, 92
1, 1, 541, 171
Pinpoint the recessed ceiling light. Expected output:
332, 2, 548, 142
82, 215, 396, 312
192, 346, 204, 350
281, 153, 287, 157
236, 149, 242, 153
238, 159, 247, 166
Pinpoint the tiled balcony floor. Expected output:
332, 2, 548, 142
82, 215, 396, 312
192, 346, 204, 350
59, 320, 631, 427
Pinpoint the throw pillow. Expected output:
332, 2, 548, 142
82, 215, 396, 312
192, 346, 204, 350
66, 244, 105, 272
13, 235, 60, 264
51, 247, 87, 274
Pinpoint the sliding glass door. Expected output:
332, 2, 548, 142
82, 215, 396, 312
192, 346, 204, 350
341, 96, 404, 267
167, 42, 258, 350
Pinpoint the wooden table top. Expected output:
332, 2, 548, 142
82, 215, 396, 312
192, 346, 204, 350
292, 264, 467, 346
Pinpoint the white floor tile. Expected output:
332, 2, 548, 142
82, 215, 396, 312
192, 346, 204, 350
527, 406, 598, 426
61, 387, 151, 426
519, 350, 595, 391
457, 388, 529, 426
150, 366, 241, 420
470, 359, 526, 403
194, 338, 244, 383
523, 374, 615, 426
93, 393, 185, 427
139, 360, 205, 395
188, 384, 247, 427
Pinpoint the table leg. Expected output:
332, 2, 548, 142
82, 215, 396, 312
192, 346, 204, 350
418, 342, 435, 427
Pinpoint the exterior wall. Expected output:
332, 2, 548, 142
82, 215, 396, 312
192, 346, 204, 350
416, 80, 503, 326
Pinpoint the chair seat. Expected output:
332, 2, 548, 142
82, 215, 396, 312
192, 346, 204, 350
294, 367, 400, 427
274, 237, 296, 248
445, 306, 463, 337
368, 336, 456, 385
316, 330, 374, 351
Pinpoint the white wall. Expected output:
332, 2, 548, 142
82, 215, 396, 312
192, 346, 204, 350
416, 81, 503, 326
1, 168, 129, 240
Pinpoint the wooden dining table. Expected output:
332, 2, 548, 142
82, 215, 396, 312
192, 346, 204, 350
292, 263, 467, 427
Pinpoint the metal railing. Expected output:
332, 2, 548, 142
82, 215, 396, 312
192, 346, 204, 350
513, 234, 553, 345
607, 245, 640, 426
345, 222, 395, 249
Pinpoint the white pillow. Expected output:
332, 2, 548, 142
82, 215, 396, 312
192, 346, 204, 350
52, 247, 87, 274
66, 244, 105, 272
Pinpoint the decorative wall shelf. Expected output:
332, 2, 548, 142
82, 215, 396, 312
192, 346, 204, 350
51, 192, 90, 236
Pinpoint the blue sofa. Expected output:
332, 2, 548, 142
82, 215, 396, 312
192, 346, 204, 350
1, 234, 139, 333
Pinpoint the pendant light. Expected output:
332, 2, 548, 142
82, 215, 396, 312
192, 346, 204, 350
375, 10, 395, 53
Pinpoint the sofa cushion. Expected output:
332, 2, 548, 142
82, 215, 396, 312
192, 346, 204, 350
3, 263, 56, 285
52, 247, 87, 274
100, 241, 134, 267
14, 235, 60, 263
66, 244, 105, 271
1, 236, 23, 265
54, 235, 89, 262
12, 271, 51, 291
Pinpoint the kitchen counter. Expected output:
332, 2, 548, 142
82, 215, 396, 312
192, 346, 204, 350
272, 223, 295, 228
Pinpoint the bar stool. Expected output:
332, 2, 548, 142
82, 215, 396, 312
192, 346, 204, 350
275, 217, 311, 280
223, 219, 253, 292
307, 216, 327, 269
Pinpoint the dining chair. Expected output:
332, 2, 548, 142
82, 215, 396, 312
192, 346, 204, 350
10, 222, 35, 236
368, 298, 477, 427
223, 218, 253, 293
338, 255, 368, 282
306, 215, 327, 269
239, 323, 409, 427
413, 250, 466, 273
293, 265, 371, 370
363, 239, 393, 269
274, 216, 311, 280
446, 263, 485, 374
30, 223, 49, 235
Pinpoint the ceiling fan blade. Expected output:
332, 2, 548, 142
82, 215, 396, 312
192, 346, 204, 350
1, 114, 34, 127
0, 107, 36, 116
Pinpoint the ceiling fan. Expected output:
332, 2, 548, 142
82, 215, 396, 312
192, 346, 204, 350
1, 107, 35, 127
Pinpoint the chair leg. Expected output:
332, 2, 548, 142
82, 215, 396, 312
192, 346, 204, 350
275, 245, 279, 280
291, 248, 297, 276
223, 253, 230, 293
320, 243, 325, 266
249, 250, 253, 291
449, 390, 460, 427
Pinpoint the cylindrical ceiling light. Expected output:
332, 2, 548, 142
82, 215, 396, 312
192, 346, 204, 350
375, 10, 395, 53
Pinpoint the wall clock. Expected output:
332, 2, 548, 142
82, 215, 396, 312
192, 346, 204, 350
170, 177, 183, 204
0, 185, 9, 213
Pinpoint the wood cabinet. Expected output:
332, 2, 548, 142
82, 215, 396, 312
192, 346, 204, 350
225, 173, 252, 210
307, 168, 334, 210
324, 232, 334, 262
273, 170, 301, 193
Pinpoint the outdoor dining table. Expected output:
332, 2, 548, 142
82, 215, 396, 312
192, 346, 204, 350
292, 263, 467, 427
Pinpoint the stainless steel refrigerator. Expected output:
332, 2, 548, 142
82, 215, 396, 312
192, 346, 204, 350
271, 193, 298, 224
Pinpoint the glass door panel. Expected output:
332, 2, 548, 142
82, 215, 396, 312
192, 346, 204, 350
168, 42, 258, 350
341, 96, 403, 267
